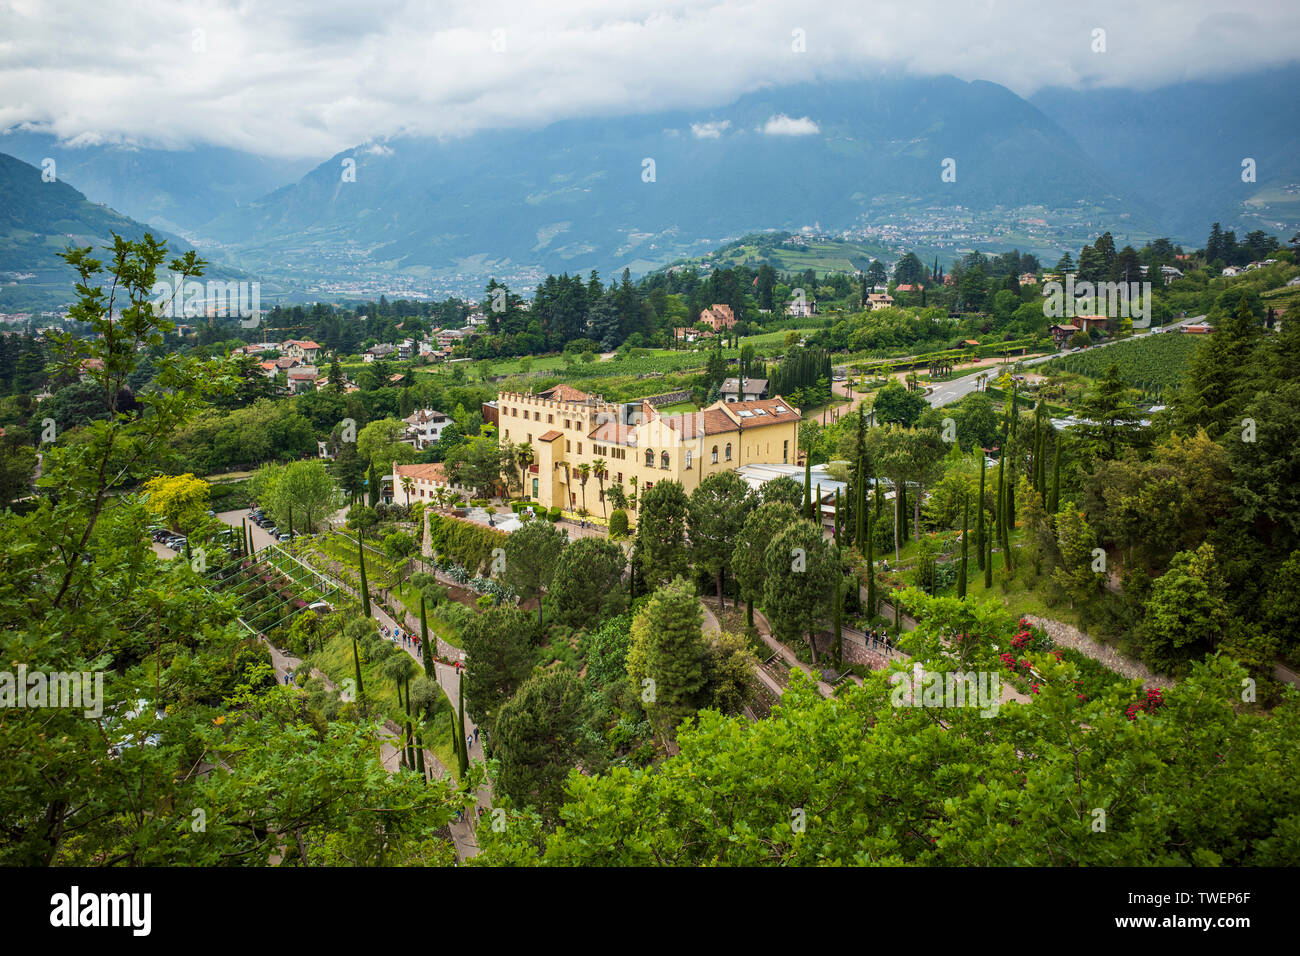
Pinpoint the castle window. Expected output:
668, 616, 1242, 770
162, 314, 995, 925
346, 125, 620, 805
645, 448, 654, 468
711, 445, 719, 464
725, 442, 732, 461
661, 451, 670, 470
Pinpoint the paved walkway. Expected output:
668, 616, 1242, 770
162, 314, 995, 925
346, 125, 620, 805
219, 508, 490, 858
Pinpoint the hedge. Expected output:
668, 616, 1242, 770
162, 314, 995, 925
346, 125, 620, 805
426, 513, 508, 576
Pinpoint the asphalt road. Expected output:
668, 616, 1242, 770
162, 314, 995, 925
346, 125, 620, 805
924, 316, 1205, 409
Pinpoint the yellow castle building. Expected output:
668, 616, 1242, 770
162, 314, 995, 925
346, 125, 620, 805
497, 383, 801, 511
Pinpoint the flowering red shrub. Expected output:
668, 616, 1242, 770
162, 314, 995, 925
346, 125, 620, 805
1126, 687, 1165, 720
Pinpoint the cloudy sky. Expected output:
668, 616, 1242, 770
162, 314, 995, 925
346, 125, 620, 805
2, 0, 1298, 159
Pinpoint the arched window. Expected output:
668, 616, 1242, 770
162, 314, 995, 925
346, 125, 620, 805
661, 451, 670, 470
685, 449, 693, 469
711, 445, 719, 464
645, 448, 654, 468
725, 442, 732, 461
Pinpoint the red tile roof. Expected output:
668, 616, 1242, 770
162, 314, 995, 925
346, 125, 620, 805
661, 409, 736, 437
395, 463, 448, 481
724, 398, 800, 423
587, 421, 637, 446
537, 429, 564, 442
537, 384, 592, 403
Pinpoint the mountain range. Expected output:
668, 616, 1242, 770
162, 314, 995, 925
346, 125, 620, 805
3, 67, 1297, 309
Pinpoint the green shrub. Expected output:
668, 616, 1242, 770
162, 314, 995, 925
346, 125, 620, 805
547, 506, 562, 522
426, 512, 508, 576
609, 509, 629, 538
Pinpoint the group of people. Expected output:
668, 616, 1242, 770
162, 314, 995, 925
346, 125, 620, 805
380, 622, 421, 654
865, 629, 893, 654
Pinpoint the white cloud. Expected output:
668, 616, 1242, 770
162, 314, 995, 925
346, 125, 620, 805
691, 120, 731, 139
761, 114, 820, 136
0, 1, 1296, 159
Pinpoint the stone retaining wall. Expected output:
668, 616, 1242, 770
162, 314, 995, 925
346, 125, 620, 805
1024, 614, 1174, 689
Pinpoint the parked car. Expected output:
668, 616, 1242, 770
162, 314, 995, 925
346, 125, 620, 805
278, 533, 292, 542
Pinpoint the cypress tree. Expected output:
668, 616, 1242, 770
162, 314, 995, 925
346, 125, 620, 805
833, 488, 841, 544
352, 634, 364, 703
865, 511, 877, 618
1031, 407, 1041, 493
1007, 459, 1016, 529
984, 527, 993, 589
855, 465, 866, 547
358, 532, 372, 618
1049, 435, 1061, 514
816, 483, 822, 528
854, 408, 868, 546
368, 459, 380, 508
976, 459, 986, 571
995, 435, 1006, 547
831, 560, 843, 665
803, 458, 812, 518
420, 595, 433, 674
288, 505, 294, 539
899, 484, 908, 542
1001, 472, 1014, 574
241, 517, 248, 556
456, 677, 470, 779
958, 493, 969, 599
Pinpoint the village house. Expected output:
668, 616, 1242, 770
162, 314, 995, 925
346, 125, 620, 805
698, 304, 737, 331
391, 462, 468, 505
867, 293, 895, 310
1073, 315, 1110, 334
673, 326, 715, 343
286, 366, 320, 393
363, 343, 398, 362
1018, 273, 1039, 286
436, 327, 475, 349
497, 383, 800, 512
403, 409, 453, 450
785, 299, 816, 318
281, 339, 321, 362
720, 377, 769, 402
77, 358, 104, 381
1049, 324, 1081, 347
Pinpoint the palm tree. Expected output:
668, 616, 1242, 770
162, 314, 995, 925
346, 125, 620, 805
576, 463, 591, 514
400, 475, 415, 505
628, 474, 638, 514
592, 458, 608, 517
385, 653, 418, 769
514, 443, 535, 499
